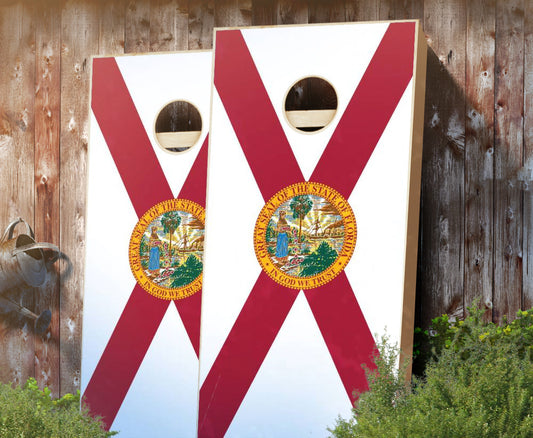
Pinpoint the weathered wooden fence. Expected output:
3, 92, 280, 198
0, 0, 531, 398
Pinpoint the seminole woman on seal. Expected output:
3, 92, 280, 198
275, 211, 290, 263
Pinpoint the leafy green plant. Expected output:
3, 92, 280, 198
329, 305, 533, 438
170, 254, 203, 287
299, 241, 337, 277
0, 378, 116, 437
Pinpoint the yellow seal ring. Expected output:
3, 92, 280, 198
253, 182, 356, 290
129, 198, 205, 300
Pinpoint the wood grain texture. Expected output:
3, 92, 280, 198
524, 0, 533, 310
251, 0, 275, 25
0, 0, 36, 389
379, 0, 423, 21
99, 0, 126, 55
345, 0, 378, 22
150, 0, 188, 52
494, 0, 524, 323
188, 0, 214, 49
214, 0, 252, 27
420, 0, 466, 326
276, 0, 308, 25
308, 0, 345, 23
464, 0, 495, 318
34, 0, 61, 397
59, 0, 99, 396
125, 0, 150, 53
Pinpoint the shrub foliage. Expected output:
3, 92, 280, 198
330, 305, 533, 438
0, 378, 115, 437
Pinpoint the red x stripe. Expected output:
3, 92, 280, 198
199, 23, 415, 437
83, 57, 207, 429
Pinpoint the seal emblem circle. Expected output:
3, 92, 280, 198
253, 182, 357, 290
129, 199, 205, 300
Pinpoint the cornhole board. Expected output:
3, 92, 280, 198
82, 50, 211, 437
198, 21, 426, 437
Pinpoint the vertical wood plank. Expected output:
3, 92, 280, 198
276, 0, 308, 25
308, 0, 345, 23
188, 0, 214, 49
464, 0, 495, 318
150, 0, 188, 52
60, 0, 99, 396
99, 0, 126, 55
34, 0, 61, 397
380, 0, 424, 20
345, 0, 378, 22
420, 0, 466, 326
378, 0, 396, 20
125, 0, 150, 53
0, 0, 36, 389
524, 0, 533, 310
494, 0, 524, 322
252, 0, 275, 25
214, 0, 252, 27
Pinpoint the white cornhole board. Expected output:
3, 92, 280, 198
198, 21, 426, 437
82, 51, 211, 437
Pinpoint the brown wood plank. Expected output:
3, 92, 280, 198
59, 0, 99, 396
99, 0, 126, 55
419, 0, 466, 326
308, 0, 345, 23
125, 0, 150, 53
150, 0, 189, 52
464, 0, 495, 319
379, 0, 423, 20
188, 0, 214, 49
276, 0, 308, 25
345, 0, 378, 22
34, 0, 61, 397
214, 0, 252, 27
0, 0, 36, 389
252, 0, 275, 25
378, 0, 395, 20
494, 0, 524, 322
524, 0, 533, 311
389, 0, 424, 20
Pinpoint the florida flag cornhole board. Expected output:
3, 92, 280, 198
198, 21, 427, 437
82, 51, 211, 437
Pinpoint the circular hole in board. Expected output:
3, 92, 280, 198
154, 100, 202, 153
284, 77, 338, 133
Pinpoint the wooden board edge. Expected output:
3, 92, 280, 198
400, 21, 427, 379
211, 18, 422, 34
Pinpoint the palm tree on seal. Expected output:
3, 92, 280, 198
290, 195, 313, 241
161, 211, 181, 263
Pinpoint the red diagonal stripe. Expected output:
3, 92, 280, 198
214, 30, 304, 201
304, 272, 377, 401
310, 22, 415, 199
92, 57, 173, 216
173, 291, 202, 357
178, 136, 208, 207
83, 286, 169, 429
198, 272, 299, 438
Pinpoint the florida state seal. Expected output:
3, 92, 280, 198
253, 182, 357, 290
129, 199, 205, 300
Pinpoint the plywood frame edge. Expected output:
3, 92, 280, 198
400, 21, 427, 379
90, 48, 212, 60
211, 18, 422, 34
